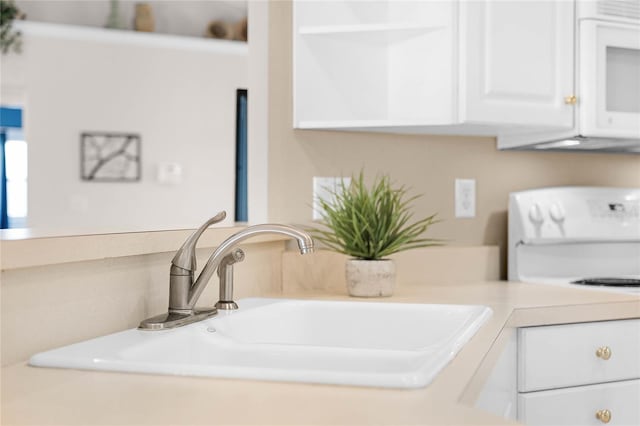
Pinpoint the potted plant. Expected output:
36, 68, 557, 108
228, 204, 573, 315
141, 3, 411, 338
1, 0, 24, 54
311, 172, 439, 297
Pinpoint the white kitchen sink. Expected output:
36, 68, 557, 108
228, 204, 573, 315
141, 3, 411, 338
30, 298, 492, 389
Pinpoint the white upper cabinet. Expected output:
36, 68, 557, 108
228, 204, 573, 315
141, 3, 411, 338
461, 1, 574, 129
293, 0, 575, 135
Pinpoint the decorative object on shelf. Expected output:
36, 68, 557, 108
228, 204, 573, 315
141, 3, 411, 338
80, 132, 141, 182
206, 20, 234, 40
205, 17, 247, 42
310, 171, 439, 297
0, 0, 25, 54
234, 17, 247, 42
105, 0, 126, 30
134, 3, 154, 33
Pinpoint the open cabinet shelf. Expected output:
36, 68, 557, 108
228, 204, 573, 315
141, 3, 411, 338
293, 1, 456, 128
298, 23, 444, 43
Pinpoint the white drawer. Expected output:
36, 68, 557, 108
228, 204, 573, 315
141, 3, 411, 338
518, 319, 640, 392
518, 379, 640, 426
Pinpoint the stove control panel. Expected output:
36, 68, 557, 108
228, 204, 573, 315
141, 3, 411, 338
510, 187, 640, 241
508, 186, 640, 282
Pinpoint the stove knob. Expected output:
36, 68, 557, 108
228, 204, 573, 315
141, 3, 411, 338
528, 203, 545, 225
549, 203, 565, 223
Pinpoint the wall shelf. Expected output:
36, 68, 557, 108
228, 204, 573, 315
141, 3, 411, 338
14, 21, 247, 55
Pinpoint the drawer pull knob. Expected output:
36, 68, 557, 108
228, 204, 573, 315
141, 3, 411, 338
564, 95, 578, 105
596, 346, 612, 360
596, 409, 611, 423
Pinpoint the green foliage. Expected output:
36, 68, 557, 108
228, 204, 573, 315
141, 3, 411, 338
1, 0, 23, 55
311, 172, 440, 260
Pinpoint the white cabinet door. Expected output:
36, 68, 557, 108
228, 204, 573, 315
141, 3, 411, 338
518, 380, 640, 426
461, 0, 574, 129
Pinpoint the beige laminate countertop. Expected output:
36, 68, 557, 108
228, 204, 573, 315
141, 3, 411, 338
2, 281, 639, 426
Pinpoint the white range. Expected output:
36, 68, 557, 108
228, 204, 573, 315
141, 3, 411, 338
508, 186, 640, 295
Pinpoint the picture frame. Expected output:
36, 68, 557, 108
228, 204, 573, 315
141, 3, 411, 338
80, 132, 141, 182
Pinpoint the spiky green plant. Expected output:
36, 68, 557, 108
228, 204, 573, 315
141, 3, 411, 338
311, 172, 439, 260
1, 0, 23, 55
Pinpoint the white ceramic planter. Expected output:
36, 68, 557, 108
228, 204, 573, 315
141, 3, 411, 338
345, 259, 396, 297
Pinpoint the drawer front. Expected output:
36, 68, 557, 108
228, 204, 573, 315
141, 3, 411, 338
518, 379, 640, 426
518, 319, 640, 392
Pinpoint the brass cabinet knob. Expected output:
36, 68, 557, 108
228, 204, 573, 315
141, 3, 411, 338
596, 409, 612, 423
596, 346, 612, 360
564, 95, 578, 105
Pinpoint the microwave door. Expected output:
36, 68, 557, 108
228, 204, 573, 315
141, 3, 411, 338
579, 21, 640, 138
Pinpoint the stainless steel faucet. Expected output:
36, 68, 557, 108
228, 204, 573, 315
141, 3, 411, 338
139, 211, 314, 330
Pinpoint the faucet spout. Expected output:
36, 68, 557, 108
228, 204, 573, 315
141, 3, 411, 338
187, 224, 314, 308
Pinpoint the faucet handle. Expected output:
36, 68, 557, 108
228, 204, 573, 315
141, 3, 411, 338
171, 211, 226, 272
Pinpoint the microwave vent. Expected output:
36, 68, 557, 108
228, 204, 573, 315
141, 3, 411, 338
597, 0, 640, 21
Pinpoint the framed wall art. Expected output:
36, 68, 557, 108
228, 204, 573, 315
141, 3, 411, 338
80, 132, 141, 182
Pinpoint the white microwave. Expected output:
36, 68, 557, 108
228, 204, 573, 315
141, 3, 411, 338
499, 0, 640, 153
579, 5, 640, 139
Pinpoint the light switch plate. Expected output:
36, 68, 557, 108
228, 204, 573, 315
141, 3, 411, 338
455, 179, 476, 218
313, 177, 351, 221
157, 162, 183, 185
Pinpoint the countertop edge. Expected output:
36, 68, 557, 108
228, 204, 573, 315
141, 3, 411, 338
0, 226, 288, 270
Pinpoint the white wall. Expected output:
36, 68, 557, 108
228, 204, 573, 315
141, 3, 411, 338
247, 0, 268, 223
0, 23, 247, 232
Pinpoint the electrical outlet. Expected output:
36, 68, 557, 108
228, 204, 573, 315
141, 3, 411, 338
455, 179, 476, 218
313, 177, 351, 221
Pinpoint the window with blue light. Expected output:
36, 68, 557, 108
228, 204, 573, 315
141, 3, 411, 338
1, 106, 27, 229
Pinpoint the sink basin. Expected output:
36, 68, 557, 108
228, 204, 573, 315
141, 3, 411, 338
30, 298, 492, 389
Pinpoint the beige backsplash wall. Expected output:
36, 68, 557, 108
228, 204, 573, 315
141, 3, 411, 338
267, 1, 640, 278
1, 240, 285, 366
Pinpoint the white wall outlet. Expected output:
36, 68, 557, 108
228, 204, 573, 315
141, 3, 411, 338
455, 178, 476, 218
313, 176, 351, 221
